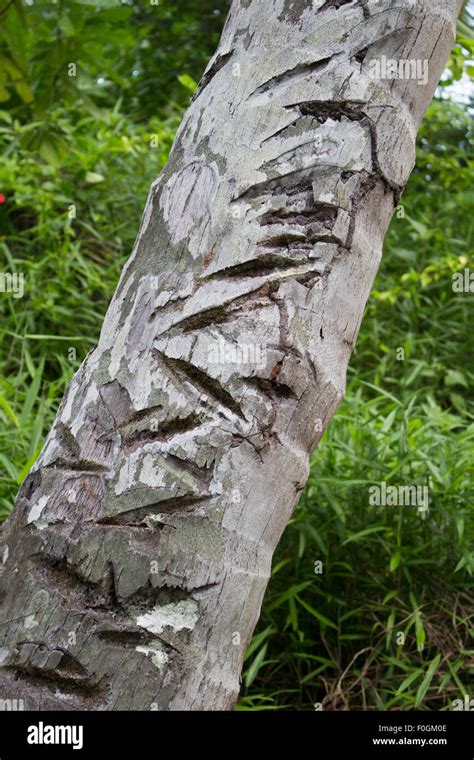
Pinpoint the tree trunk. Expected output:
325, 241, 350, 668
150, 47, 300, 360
0, 0, 462, 711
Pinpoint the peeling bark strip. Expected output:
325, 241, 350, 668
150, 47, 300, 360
0, 0, 462, 710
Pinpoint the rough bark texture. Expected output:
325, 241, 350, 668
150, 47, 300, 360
0, 0, 462, 710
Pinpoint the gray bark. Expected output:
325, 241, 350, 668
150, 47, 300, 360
0, 0, 462, 710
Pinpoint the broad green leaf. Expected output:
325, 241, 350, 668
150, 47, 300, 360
415, 655, 441, 708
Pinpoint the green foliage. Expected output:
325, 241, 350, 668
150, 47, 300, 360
443, 1, 474, 85
0, 0, 473, 711
0, 0, 229, 127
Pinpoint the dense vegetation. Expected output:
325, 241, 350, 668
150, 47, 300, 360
0, 0, 472, 711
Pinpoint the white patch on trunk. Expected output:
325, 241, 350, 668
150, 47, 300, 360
139, 454, 167, 488
137, 600, 199, 635
27, 496, 49, 525
23, 614, 38, 631
136, 642, 169, 669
